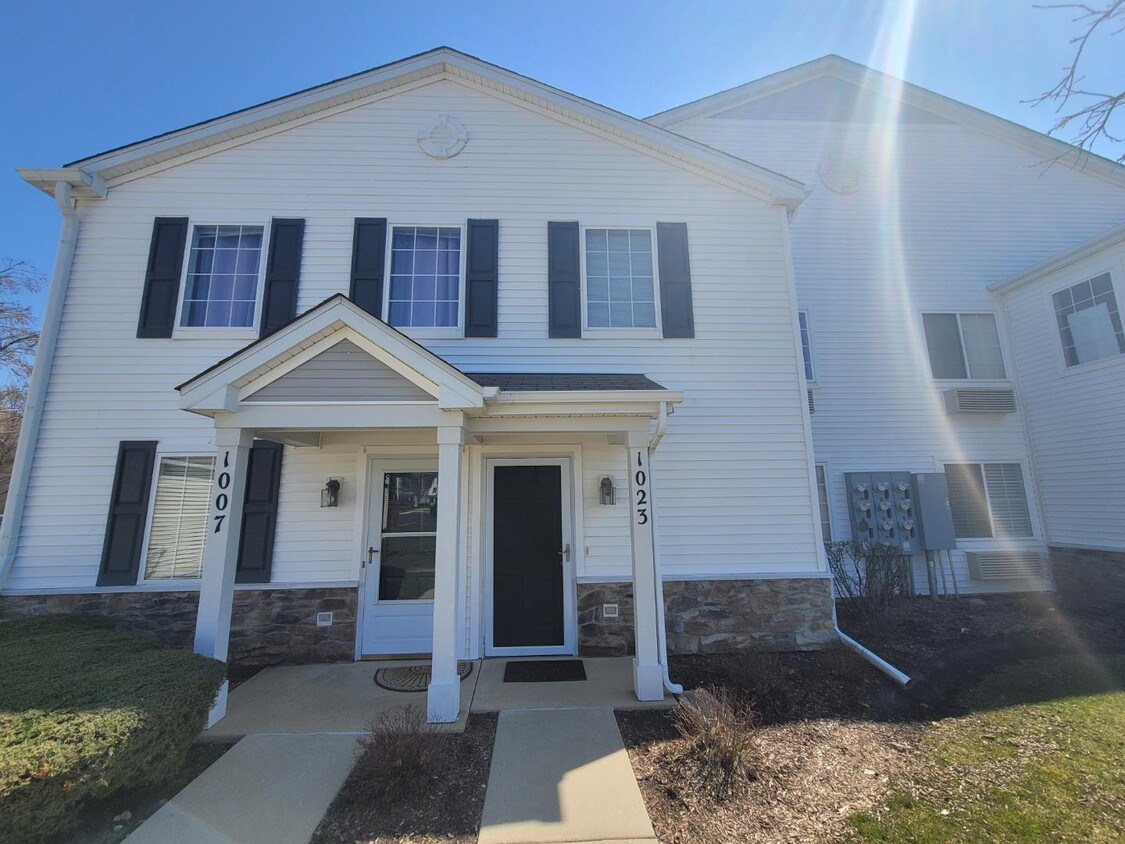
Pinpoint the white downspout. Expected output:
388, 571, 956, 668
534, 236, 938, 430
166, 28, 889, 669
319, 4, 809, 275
0, 182, 78, 590
832, 600, 912, 687
649, 401, 683, 695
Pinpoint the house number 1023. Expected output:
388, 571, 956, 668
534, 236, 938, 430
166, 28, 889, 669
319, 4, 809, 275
634, 450, 649, 526
213, 450, 231, 533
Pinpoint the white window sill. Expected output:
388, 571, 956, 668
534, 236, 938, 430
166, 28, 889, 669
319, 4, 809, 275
173, 328, 259, 342
582, 327, 662, 340
1060, 352, 1125, 377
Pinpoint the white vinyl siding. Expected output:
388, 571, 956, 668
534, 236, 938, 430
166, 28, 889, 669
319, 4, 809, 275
922, 312, 1006, 379
1052, 272, 1124, 367
6, 77, 820, 594
143, 456, 214, 580
944, 462, 1032, 540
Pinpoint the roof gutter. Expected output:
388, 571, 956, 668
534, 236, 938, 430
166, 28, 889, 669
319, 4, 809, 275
0, 182, 80, 590
650, 401, 684, 696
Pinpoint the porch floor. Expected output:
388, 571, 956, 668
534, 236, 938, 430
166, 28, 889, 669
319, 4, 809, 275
204, 656, 673, 738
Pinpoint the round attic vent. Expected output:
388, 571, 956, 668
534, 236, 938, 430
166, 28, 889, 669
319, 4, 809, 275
818, 152, 863, 195
418, 115, 468, 160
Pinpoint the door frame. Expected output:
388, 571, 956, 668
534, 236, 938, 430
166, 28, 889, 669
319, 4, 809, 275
357, 456, 440, 658
483, 456, 577, 656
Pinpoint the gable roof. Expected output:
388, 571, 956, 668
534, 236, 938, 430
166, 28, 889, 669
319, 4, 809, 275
20, 47, 806, 208
647, 54, 1125, 189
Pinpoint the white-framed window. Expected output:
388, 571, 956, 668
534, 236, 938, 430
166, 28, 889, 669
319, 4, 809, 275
179, 225, 265, 329
1052, 272, 1125, 367
943, 462, 1032, 540
922, 312, 1006, 380
799, 311, 815, 382
583, 227, 660, 331
385, 226, 463, 332
142, 455, 215, 581
815, 464, 832, 541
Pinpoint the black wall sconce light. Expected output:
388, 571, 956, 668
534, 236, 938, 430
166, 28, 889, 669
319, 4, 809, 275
321, 478, 341, 508
599, 476, 616, 506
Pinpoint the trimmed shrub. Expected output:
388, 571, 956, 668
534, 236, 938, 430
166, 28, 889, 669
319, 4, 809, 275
825, 540, 910, 625
0, 614, 225, 844
673, 687, 758, 800
351, 704, 445, 800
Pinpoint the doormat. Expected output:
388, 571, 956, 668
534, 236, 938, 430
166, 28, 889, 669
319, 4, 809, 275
503, 659, 587, 683
374, 661, 474, 693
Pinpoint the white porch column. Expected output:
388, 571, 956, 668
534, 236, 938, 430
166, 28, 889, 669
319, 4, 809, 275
627, 431, 664, 701
428, 425, 465, 723
194, 426, 254, 727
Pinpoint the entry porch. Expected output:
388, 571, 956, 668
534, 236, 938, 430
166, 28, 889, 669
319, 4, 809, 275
176, 296, 682, 724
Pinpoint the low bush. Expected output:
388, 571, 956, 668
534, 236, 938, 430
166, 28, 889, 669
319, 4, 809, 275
351, 705, 445, 800
673, 687, 758, 800
825, 540, 910, 626
0, 614, 225, 844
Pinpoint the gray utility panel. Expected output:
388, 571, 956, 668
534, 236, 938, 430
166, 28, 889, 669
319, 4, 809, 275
909, 472, 957, 550
844, 472, 919, 554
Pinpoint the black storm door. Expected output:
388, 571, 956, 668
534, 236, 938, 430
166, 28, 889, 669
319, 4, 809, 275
493, 465, 564, 648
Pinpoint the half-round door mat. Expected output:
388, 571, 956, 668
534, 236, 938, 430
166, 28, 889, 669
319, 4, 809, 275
374, 661, 474, 692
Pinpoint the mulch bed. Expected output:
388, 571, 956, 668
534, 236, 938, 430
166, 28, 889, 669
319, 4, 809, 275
620, 559, 1125, 844
310, 713, 498, 844
618, 649, 924, 844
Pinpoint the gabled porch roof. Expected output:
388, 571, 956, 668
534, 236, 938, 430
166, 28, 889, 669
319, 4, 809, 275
176, 295, 682, 429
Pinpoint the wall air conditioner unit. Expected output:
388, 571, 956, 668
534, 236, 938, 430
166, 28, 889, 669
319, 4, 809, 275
944, 388, 1017, 415
965, 551, 1044, 580
807, 389, 815, 415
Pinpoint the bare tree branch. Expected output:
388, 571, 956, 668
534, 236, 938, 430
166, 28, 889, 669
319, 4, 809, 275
1029, 1, 1125, 163
0, 258, 44, 510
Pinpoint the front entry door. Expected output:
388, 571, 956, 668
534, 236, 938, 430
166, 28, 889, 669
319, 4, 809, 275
492, 465, 565, 649
360, 460, 438, 656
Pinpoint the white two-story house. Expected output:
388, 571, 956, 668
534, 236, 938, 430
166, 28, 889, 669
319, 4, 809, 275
3, 49, 1123, 723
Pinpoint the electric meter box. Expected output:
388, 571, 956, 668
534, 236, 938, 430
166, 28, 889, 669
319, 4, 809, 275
844, 471, 919, 554
910, 472, 957, 550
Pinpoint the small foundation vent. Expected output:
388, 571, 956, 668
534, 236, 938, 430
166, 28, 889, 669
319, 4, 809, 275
966, 551, 1044, 580
944, 388, 1017, 415
316, 611, 334, 627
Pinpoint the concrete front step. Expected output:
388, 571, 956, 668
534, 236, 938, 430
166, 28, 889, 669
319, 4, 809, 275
479, 708, 658, 844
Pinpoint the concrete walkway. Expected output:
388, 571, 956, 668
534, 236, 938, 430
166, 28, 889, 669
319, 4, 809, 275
124, 734, 356, 844
479, 708, 657, 844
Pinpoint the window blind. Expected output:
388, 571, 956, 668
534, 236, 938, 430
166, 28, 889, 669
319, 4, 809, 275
145, 456, 214, 580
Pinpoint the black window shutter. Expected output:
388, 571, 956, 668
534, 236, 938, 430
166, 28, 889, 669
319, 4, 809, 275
260, 219, 305, 337
235, 441, 284, 584
350, 218, 387, 318
657, 222, 695, 338
137, 218, 188, 338
97, 441, 158, 586
547, 221, 581, 338
465, 219, 499, 337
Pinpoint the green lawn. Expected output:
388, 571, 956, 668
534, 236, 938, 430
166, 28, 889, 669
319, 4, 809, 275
849, 654, 1125, 843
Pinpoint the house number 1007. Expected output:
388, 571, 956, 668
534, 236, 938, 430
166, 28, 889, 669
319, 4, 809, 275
213, 450, 231, 533
634, 451, 649, 526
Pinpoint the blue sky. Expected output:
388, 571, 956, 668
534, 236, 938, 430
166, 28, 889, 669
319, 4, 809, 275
2, 0, 1120, 315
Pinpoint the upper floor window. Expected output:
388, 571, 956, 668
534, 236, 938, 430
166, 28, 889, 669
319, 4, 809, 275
387, 226, 462, 329
815, 464, 832, 541
181, 225, 264, 328
1053, 273, 1124, 367
584, 228, 657, 329
944, 462, 1032, 539
143, 455, 214, 580
798, 311, 815, 382
922, 312, 1006, 380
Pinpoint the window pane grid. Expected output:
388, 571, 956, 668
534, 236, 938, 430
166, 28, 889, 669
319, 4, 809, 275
586, 228, 656, 328
1053, 274, 1124, 367
815, 465, 831, 541
145, 456, 214, 580
389, 227, 460, 328
182, 225, 262, 328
